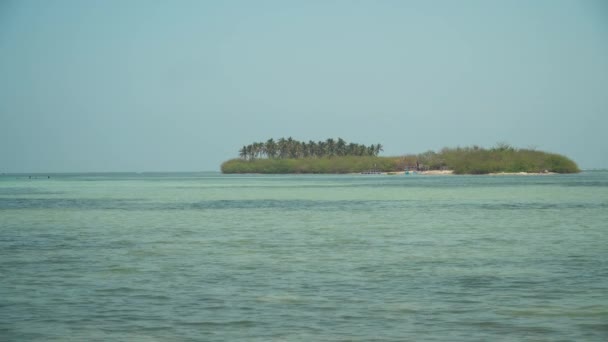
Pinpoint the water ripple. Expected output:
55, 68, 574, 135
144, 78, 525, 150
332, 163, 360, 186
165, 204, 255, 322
1, 198, 606, 211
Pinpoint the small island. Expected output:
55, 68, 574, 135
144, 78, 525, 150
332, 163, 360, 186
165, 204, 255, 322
221, 138, 580, 174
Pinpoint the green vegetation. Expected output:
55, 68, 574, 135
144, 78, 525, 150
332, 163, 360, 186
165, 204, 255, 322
417, 144, 580, 174
238, 137, 383, 159
222, 156, 399, 174
221, 141, 580, 174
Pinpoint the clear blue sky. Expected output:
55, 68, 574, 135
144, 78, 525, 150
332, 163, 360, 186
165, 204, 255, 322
1, 0, 607, 172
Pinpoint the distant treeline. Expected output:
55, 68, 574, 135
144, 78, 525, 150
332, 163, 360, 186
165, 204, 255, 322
238, 138, 383, 160
222, 143, 580, 174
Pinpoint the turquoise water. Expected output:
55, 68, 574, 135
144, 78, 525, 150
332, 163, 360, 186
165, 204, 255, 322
1, 172, 607, 341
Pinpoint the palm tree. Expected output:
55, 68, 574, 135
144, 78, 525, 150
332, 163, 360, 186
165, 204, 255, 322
317, 141, 326, 157
300, 141, 309, 158
236, 138, 385, 159
374, 143, 383, 156
278, 138, 288, 158
245, 144, 255, 160
326, 138, 336, 157
336, 138, 346, 156
286, 137, 297, 158
347, 143, 357, 156
307, 140, 317, 158
239, 146, 248, 160
367, 145, 375, 156
254, 142, 264, 158
265, 139, 277, 159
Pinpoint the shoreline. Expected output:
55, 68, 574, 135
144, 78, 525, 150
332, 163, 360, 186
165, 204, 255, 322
373, 170, 558, 176
226, 170, 563, 175
383, 170, 454, 176
487, 171, 557, 176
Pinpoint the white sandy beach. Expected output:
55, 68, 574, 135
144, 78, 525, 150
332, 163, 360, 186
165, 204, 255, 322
487, 171, 557, 176
383, 170, 454, 175
382, 170, 557, 176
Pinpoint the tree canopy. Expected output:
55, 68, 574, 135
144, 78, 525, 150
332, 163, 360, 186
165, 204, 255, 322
238, 138, 383, 160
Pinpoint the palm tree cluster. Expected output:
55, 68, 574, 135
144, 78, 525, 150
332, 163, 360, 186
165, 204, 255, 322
239, 138, 383, 160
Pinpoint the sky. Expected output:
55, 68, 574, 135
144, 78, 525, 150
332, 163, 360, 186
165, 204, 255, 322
1, 0, 607, 172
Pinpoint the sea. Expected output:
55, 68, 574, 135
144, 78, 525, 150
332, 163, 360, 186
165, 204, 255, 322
1, 171, 607, 341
